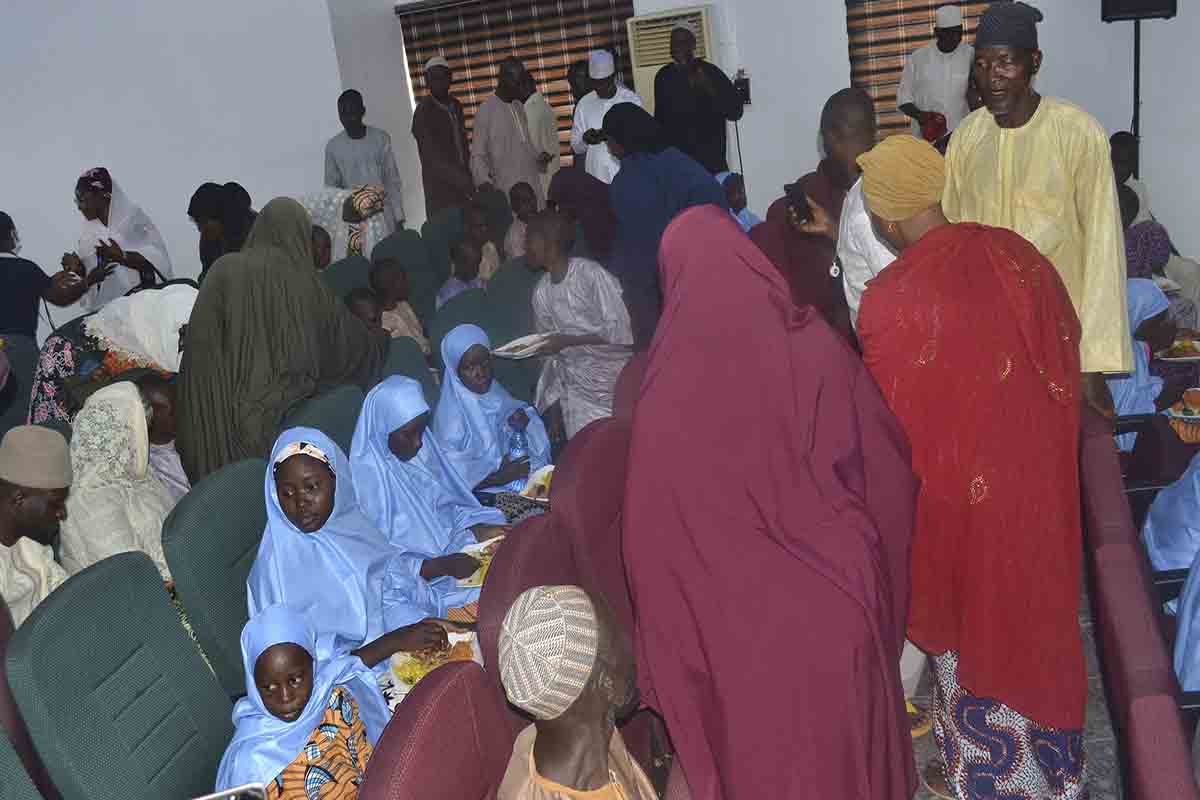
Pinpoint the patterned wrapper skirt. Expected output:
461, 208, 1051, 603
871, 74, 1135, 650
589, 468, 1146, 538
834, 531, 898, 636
933, 651, 1087, 800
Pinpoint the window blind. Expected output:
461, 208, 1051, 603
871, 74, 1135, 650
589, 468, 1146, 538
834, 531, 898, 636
845, 0, 988, 137
396, 0, 636, 158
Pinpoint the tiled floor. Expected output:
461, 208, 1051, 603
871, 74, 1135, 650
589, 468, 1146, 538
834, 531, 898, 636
908, 592, 1122, 799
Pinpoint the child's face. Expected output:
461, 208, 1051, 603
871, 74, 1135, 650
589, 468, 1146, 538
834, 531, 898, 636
725, 179, 747, 213
254, 643, 314, 722
374, 268, 408, 309
388, 412, 429, 462
525, 230, 558, 270
350, 298, 383, 332
274, 454, 336, 533
457, 344, 494, 395
455, 243, 482, 280
465, 213, 490, 246
511, 189, 537, 223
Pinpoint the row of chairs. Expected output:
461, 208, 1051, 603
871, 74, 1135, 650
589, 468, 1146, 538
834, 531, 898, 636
1082, 409, 1200, 799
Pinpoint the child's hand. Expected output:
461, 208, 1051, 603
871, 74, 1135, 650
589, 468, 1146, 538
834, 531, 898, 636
391, 621, 449, 653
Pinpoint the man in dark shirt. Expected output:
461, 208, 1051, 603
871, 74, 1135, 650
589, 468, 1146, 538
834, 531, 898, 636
411, 56, 474, 217
0, 212, 96, 338
652, 23, 744, 173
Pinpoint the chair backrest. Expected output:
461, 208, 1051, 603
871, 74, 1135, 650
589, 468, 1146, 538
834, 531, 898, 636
358, 662, 511, 800
320, 254, 373, 299
0, 735, 42, 800
6, 553, 233, 800
370, 229, 426, 270
477, 515, 581, 737
0, 598, 58, 800
282, 384, 366, 455
428, 289, 491, 371
0, 335, 39, 438
421, 207, 464, 283
162, 458, 268, 697
382, 337, 439, 408
551, 419, 636, 635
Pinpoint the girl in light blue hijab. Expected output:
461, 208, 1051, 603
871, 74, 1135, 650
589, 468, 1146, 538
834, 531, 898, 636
214, 604, 391, 792
1108, 279, 1175, 451
433, 324, 551, 492
350, 376, 507, 623
715, 171, 762, 233
1175, 546, 1200, 688
1144, 453, 1200, 574
247, 427, 450, 662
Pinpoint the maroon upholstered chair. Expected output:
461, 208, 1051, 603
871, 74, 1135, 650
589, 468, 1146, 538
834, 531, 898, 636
0, 598, 59, 800
477, 515, 582, 738
613, 353, 648, 420
359, 662, 511, 800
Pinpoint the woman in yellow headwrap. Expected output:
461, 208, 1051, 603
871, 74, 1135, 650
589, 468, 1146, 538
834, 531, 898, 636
856, 136, 1089, 799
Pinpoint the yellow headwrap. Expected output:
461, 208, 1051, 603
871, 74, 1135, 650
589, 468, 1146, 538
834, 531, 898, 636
857, 135, 946, 222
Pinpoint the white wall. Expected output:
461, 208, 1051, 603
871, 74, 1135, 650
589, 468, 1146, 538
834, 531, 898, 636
2, 0, 343, 338
1140, 4, 1200, 257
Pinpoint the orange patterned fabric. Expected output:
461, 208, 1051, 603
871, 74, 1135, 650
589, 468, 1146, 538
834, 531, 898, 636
445, 602, 479, 624
265, 688, 374, 800
859, 223, 1085, 730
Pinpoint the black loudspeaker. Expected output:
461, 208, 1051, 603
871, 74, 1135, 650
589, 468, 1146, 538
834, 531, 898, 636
1102, 0, 1176, 22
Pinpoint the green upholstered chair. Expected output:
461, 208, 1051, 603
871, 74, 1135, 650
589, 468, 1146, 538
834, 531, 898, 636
420, 207, 464, 287
162, 457, 267, 698
281, 385, 366, 455
320, 254, 372, 299
0, 736, 41, 800
6, 553, 233, 800
381, 336, 438, 408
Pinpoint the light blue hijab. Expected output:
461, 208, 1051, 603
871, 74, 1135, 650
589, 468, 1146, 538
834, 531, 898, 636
1176, 546, 1200, 688
246, 428, 393, 660
1108, 278, 1169, 451
214, 604, 391, 791
1144, 452, 1200, 574
715, 171, 762, 233
432, 324, 551, 491
350, 376, 504, 625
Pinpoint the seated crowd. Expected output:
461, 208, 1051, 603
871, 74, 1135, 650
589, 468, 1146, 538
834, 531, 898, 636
4, 3, 1200, 799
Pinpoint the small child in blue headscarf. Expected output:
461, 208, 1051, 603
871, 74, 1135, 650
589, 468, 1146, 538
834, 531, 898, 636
214, 604, 392, 796
715, 172, 762, 233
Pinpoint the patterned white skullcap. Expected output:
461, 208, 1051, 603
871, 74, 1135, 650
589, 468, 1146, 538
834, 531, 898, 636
499, 585, 599, 720
671, 20, 695, 36
425, 55, 450, 73
0, 426, 70, 490
273, 440, 334, 474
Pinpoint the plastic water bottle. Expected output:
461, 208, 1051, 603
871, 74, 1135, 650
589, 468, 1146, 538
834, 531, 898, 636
503, 425, 529, 493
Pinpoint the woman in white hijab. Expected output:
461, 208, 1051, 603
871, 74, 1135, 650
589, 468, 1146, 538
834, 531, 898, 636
61, 167, 173, 311
59, 381, 176, 578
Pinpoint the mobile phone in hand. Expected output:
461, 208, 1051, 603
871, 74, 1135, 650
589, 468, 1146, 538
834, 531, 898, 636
784, 182, 811, 224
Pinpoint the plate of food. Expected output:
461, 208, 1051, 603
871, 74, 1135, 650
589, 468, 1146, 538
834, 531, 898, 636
1166, 389, 1200, 421
1154, 275, 1183, 294
457, 536, 504, 588
520, 465, 554, 502
1158, 339, 1200, 362
388, 632, 478, 695
493, 333, 554, 360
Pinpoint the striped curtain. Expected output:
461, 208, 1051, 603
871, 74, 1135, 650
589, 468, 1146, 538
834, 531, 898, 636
397, 0, 636, 158
846, 0, 988, 137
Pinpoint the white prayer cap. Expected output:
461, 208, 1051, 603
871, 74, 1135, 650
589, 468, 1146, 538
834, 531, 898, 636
424, 55, 450, 73
671, 20, 695, 36
935, 5, 963, 28
588, 50, 615, 79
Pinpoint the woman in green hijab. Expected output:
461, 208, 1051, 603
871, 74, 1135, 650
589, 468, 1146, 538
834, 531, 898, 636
176, 197, 386, 481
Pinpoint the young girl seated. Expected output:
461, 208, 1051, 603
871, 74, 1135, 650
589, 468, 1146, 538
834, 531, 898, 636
60, 381, 177, 578
504, 182, 538, 260
433, 324, 551, 493
436, 240, 484, 310
1108, 279, 1188, 451
464, 202, 501, 282
248, 427, 451, 657
214, 604, 393, 797
525, 210, 633, 440
716, 172, 762, 233
368, 257, 430, 355
350, 376, 507, 620
345, 288, 384, 334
